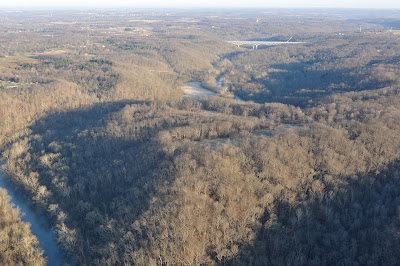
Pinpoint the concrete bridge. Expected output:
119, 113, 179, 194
228, 40, 307, 49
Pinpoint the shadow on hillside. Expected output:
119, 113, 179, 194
26, 100, 176, 263
30, 100, 145, 134
27, 99, 169, 212
225, 160, 400, 265
233, 61, 395, 108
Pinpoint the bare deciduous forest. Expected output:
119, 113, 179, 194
1, 8, 400, 265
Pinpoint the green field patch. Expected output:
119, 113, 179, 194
0, 55, 35, 62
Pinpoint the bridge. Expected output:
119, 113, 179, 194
228, 40, 307, 49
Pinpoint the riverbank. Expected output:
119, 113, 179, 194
183, 79, 243, 101
183, 82, 217, 99
0, 163, 65, 266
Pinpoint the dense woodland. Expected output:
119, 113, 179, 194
1, 8, 400, 265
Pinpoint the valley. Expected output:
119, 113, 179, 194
1, 8, 400, 265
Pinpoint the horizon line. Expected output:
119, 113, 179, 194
1, 6, 400, 10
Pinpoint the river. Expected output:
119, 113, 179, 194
217, 74, 243, 101
0, 163, 65, 266
183, 75, 243, 101
183, 82, 217, 99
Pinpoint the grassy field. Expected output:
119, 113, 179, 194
38, 49, 69, 55
0, 55, 37, 70
0, 55, 34, 62
0, 49, 72, 70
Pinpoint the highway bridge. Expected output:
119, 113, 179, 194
228, 40, 307, 49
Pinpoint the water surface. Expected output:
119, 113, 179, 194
0, 163, 64, 266
183, 82, 217, 99
183, 77, 243, 101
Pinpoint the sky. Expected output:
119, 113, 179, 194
0, 0, 399, 9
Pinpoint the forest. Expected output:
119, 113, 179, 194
1, 8, 400, 265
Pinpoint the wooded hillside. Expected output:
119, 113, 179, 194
1, 9, 400, 265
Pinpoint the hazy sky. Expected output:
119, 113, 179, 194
0, 0, 399, 9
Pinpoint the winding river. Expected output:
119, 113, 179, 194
0, 163, 64, 266
217, 74, 243, 101
0, 73, 294, 266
